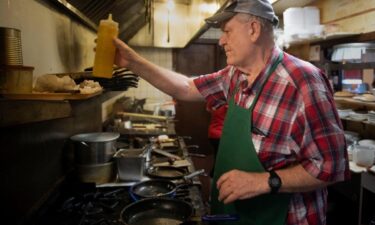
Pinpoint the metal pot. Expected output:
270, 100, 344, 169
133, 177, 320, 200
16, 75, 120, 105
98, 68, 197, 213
76, 161, 115, 184
114, 148, 146, 181
70, 132, 120, 165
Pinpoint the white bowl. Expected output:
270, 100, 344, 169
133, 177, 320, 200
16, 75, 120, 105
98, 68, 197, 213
359, 139, 375, 148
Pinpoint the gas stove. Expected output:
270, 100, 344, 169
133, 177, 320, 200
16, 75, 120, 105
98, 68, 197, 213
27, 135, 206, 225
27, 180, 207, 225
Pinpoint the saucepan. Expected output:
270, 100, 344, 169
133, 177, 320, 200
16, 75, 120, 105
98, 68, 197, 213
70, 132, 120, 165
120, 198, 239, 225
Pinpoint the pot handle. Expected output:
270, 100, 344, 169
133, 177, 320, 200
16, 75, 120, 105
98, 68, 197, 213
79, 141, 90, 148
184, 145, 199, 149
179, 214, 240, 225
201, 214, 240, 222
187, 153, 206, 158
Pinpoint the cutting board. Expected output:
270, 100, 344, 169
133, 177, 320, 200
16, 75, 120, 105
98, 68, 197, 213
1, 91, 102, 101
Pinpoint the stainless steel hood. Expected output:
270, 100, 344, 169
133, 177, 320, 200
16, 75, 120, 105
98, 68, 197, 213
50, 0, 227, 48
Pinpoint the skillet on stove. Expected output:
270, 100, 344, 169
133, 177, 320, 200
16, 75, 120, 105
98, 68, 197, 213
120, 198, 239, 225
146, 166, 205, 180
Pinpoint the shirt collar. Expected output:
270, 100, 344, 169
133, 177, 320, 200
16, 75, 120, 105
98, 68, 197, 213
239, 46, 282, 92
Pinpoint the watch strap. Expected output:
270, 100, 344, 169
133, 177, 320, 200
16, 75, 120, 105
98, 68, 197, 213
268, 170, 282, 194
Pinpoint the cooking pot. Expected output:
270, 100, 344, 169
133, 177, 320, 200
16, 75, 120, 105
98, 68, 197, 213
70, 132, 120, 165
76, 161, 115, 184
120, 198, 239, 225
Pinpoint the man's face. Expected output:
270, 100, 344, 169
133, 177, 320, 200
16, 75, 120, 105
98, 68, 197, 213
219, 14, 253, 67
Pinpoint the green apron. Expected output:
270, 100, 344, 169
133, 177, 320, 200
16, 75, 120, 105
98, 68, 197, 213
211, 52, 291, 225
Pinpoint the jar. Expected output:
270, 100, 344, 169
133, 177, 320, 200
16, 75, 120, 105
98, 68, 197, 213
352, 144, 375, 167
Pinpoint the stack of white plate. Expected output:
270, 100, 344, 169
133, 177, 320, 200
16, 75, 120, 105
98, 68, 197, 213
368, 111, 375, 124
338, 109, 354, 119
344, 130, 360, 144
349, 111, 368, 121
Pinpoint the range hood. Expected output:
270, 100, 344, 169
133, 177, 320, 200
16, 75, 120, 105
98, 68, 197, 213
51, 0, 228, 48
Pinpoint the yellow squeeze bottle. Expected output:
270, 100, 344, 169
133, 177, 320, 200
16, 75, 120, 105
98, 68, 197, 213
93, 14, 119, 78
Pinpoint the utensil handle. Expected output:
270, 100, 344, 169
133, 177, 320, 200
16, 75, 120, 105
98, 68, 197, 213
201, 214, 240, 221
80, 141, 89, 148
183, 169, 205, 180
187, 153, 206, 158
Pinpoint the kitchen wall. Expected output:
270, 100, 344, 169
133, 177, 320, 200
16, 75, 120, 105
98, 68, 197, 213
0, 0, 175, 118
101, 47, 173, 122
0, 0, 96, 78
125, 47, 173, 104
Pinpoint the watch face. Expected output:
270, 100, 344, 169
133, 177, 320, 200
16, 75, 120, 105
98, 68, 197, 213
270, 177, 281, 187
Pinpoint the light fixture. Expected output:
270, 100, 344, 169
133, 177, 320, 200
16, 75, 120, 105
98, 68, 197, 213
166, 0, 175, 43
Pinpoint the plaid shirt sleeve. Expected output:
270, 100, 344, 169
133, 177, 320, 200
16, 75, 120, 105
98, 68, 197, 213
193, 66, 233, 110
287, 62, 350, 182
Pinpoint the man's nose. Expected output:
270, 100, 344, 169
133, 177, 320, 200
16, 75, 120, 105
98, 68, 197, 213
219, 35, 226, 46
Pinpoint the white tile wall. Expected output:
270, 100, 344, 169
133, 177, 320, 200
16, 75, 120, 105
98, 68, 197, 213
200, 28, 222, 40
0, 0, 96, 80
125, 28, 221, 107
125, 47, 173, 104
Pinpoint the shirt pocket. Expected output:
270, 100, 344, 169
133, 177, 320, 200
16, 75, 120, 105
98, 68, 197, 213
251, 121, 293, 156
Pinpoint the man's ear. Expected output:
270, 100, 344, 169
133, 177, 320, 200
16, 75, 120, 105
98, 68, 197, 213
248, 21, 261, 42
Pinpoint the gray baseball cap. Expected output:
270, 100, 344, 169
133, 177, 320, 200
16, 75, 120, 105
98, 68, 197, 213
205, 0, 279, 28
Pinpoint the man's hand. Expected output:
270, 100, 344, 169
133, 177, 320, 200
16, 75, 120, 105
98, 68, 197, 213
216, 170, 269, 204
216, 165, 331, 204
113, 38, 138, 69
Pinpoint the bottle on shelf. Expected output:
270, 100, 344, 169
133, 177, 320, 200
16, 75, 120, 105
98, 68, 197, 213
331, 69, 342, 91
93, 14, 119, 78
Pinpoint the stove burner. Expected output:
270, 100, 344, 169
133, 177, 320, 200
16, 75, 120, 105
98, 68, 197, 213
59, 189, 125, 225
60, 190, 120, 215
28, 179, 206, 225
30, 186, 131, 225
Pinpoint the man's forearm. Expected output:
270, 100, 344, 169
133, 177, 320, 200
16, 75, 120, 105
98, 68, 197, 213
276, 164, 331, 193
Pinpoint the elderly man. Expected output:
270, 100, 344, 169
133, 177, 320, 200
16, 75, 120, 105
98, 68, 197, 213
112, 1, 349, 224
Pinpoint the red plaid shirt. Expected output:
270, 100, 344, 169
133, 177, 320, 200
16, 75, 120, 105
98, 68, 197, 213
193, 47, 350, 225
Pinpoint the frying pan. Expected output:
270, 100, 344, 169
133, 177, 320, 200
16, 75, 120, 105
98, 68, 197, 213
120, 198, 239, 225
146, 166, 205, 180
129, 179, 182, 201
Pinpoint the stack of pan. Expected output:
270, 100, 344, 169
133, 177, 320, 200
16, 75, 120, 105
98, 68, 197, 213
76, 67, 139, 91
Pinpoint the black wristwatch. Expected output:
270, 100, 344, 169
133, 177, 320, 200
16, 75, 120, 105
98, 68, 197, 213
268, 170, 282, 194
